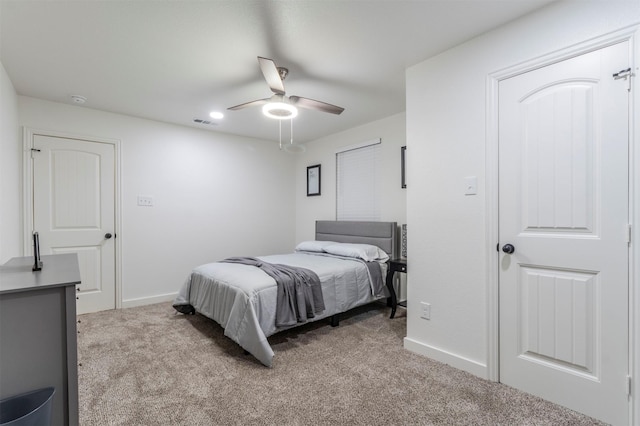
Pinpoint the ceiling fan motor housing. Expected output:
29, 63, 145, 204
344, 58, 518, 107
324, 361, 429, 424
277, 67, 289, 81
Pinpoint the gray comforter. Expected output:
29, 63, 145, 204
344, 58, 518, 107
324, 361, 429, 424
173, 252, 387, 367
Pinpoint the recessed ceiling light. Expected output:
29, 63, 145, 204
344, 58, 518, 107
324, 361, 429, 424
209, 111, 224, 119
70, 95, 86, 104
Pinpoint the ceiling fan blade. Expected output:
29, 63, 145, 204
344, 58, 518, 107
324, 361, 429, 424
290, 96, 345, 115
258, 56, 285, 96
227, 98, 270, 111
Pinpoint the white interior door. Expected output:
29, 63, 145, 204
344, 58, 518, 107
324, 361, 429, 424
498, 41, 630, 425
32, 134, 116, 314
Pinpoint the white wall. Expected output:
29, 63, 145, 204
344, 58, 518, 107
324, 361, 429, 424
0, 61, 20, 264
16, 96, 296, 305
294, 112, 407, 242
405, 0, 639, 379
293, 112, 408, 302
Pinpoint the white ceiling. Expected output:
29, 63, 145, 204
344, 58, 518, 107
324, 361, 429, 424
1, 0, 555, 144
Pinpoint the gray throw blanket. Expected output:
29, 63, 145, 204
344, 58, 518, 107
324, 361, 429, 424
221, 257, 325, 328
363, 261, 385, 297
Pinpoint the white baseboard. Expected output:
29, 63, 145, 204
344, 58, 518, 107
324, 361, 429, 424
121, 292, 177, 309
403, 337, 488, 379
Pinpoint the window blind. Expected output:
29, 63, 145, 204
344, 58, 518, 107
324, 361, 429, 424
336, 141, 381, 221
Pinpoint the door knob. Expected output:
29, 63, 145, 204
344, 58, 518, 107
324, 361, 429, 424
502, 244, 515, 254
105, 233, 112, 239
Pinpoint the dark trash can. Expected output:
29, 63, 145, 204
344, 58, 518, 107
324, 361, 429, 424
0, 387, 55, 426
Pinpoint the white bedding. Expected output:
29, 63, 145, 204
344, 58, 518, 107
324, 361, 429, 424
174, 252, 387, 367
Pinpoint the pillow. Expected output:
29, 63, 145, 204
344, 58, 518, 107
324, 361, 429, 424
295, 240, 337, 253
323, 243, 389, 262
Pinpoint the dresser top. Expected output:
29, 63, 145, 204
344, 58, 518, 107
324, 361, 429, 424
0, 253, 81, 294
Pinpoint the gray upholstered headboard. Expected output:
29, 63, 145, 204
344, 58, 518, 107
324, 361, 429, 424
315, 220, 398, 259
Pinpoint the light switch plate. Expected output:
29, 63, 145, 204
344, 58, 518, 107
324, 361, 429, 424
137, 195, 154, 207
420, 302, 431, 320
464, 176, 477, 195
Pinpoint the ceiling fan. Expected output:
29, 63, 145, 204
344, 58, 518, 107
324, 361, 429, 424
227, 56, 345, 119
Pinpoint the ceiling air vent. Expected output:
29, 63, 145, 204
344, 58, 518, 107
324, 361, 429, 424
193, 118, 218, 126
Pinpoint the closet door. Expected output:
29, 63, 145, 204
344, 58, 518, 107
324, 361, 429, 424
33, 134, 116, 314
498, 41, 630, 425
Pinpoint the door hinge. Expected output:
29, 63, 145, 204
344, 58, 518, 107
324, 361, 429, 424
612, 67, 634, 91
30, 148, 41, 159
627, 375, 632, 397
627, 224, 632, 244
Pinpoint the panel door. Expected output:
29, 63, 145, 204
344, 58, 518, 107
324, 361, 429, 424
498, 41, 630, 425
33, 134, 116, 314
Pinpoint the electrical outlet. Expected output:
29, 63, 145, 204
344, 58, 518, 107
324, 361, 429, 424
137, 195, 154, 207
420, 302, 431, 320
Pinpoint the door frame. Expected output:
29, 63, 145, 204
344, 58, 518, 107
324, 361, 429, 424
485, 25, 639, 421
22, 127, 122, 310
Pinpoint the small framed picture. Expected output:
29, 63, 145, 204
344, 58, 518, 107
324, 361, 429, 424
307, 164, 321, 196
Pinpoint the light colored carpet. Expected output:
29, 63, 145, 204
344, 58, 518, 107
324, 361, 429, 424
78, 302, 605, 425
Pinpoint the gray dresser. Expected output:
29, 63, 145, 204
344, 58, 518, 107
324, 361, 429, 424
0, 253, 80, 426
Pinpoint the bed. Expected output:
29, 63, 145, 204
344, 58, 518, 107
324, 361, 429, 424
173, 220, 397, 367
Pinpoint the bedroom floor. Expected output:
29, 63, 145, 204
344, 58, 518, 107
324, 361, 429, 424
77, 303, 604, 425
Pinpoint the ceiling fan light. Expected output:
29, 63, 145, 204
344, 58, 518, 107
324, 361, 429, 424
284, 144, 306, 153
262, 102, 298, 120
